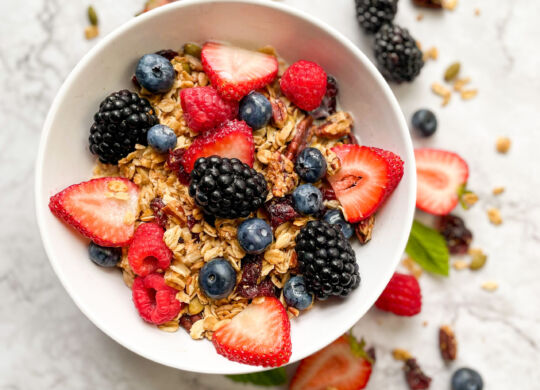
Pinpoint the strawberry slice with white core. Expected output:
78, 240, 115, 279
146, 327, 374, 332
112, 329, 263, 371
181, 119, 255, 173
49, 177, 139, 246
415, 148, 469, 215
327, 145, 403, 223
290, 335, 373, 390
212, 297, 291, 367
201, 42, 278, 101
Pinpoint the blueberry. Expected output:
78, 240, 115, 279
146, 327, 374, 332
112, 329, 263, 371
295, 147, 327, 182
135, 54, 175, 94
283, 276, 313, 310
451, 368, 483, 390
88, 242, 122, 267
292, 184, 323, 215
147, 124, 177, 152
411, 109, 437, 137
198, 258, 237, 299
238, 92, 273, 130
323, 209, 354, 239
237, 218, 273, 254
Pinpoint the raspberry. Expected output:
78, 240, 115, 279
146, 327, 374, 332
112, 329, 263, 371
375, 272, 421, 316
280, 60, 327, 111
180, 87, 238, 133
128, 223, 172, 276
132, 273, 182, 324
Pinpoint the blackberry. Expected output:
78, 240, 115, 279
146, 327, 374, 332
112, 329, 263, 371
89, 90, 158, 164
295, 220, 360, 300
373, 23, 424, 83
188, 156, 268, 219
355, 0, 398, 34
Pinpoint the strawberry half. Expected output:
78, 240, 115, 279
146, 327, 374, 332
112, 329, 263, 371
327, 145, 403, 223
49, 177, 139, 246
181, 119, 255, 173
212, 297, 291, 367
415, 148, 469, 215
201, 42, 278, 101
290, 335, 373, 390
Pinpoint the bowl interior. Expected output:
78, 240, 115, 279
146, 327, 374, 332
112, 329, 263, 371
36, 0, 415, 374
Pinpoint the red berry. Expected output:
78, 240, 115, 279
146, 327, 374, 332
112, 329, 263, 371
375, 272, 422, 316
280, 60, 327, 111
180, 86, 238, 133
212, 297, 291, 367
128, 222, 172, 276
132, 273, 182, 324
327, 145, 403, 222
201, 42, 278, 101
290, 335, 373, 390
181, 119, 255, 173
166, 148, 190, 184
415, 148, 469, 215
48, 177, 140, 247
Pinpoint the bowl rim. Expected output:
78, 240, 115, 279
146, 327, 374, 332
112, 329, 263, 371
35, 0, 416, 374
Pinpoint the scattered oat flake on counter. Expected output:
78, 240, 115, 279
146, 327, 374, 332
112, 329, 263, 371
492, 186, 505, 195
461, 89, 478, 100
417, 13, 424, 21
393, 348, 413, 361
461, 192, 478, 208
432, 82, 451, 106
452, 260, 469, 270
84, 25, 99, 40
496, 136, 511, 153
481, 281, 499, 292
453, 77, 471, 92
423, 47, 439, 61
402, 257, 423, 278
442, 0, 458, 10
475, 8, 481, 16
487, 207, 503, 225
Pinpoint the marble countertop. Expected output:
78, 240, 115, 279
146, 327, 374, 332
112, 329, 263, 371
2, 0, 539, 388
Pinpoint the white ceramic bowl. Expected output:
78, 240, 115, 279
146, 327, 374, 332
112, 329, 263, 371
35, 0, 415, 374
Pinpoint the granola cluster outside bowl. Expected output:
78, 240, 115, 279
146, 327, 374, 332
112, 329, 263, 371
35, 0, 416, 374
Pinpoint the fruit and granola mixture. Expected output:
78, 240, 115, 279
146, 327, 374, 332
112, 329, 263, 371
48, 41, 404, 367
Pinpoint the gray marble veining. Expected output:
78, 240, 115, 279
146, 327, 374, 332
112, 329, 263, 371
1, 0, 539, 388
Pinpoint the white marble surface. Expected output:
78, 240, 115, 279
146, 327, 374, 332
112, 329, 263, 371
1, 0, 540, 388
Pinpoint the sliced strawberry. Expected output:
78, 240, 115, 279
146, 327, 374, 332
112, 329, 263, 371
415, 148, 469, 215
49, 177, 139, 246
201, 42, 278, 101
181, 119, 255, 173
290, 335, 373, 390
327, 145, 403, 222
212, 297, 291, 367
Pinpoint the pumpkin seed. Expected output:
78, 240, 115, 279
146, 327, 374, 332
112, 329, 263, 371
469, 248, 487, 270
188, 297, 204, 315
183, 43, 202, 59
181, 62, 191, 73
87, 5, 98, 26
444, 62, 460, 81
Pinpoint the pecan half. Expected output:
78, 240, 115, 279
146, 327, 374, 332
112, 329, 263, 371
314, 111, 353, 139
266, 152, 299, 197
271, 97, 288, 128
404, 358, 432, 390
355, 215, 375, 245
284, 116, 313, 161
439, 325, 457, 361
162, 199, 187, 225
412, 0, 442, 8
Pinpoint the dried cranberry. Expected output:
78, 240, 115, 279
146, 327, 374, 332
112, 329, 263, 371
257, 279, 276, 297
264, 196, 300, 228
436, 214, 473, 255
186, 215, 197, 230
366, 347, 376, 363
155, 49, 179, 61
179, 313, 203, 332
309, 75, 338, 120
150, 197, 168, 228
321, 186, 337, 201
404, 358, 432, 390
346, 132, 360, 145
166, 148, 190, 185
236, 255, 276, 299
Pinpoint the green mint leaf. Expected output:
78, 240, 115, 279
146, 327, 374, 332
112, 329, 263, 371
226, 367, 287, 386
405, 220, 449, 276
346, 333, 374, 364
